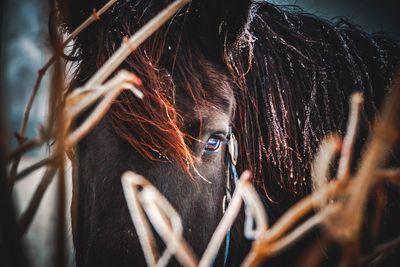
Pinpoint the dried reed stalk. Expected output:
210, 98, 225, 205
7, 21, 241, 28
122, 171, 198, 267
10, 0, 190, 239
241, 78, 400, 266
8, 0, 119, 185
83, 0, 190, 89
122, 170, 268, 267
337, 93, 364, 179
341, 75, 400, 241
199, 171, 268, 267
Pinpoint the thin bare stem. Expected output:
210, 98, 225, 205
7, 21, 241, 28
18, 166, 58, 235
268, 204, 340, 256
64, 72, 141, 147
14, 157, 56, 182
66, 71, 142, 119
242, 204, 341, 267
84, 0, 190, 89
6, 137, 42, 163
63, 0, 118, 45
311, 135, 341, 207
122, 171, 197, 267
375, 168, 400, 185
337, 92, 364, 179
18, 0, 117, 137
342, 74, 400, 241
262, 179, 346, 244
61, 0, 191, 149
200, 171, 268, 267
55, 157, 66, 267
9, 0, 185, 189
144, 198, 197, 267
359, 235, 400, 265
8, 0, 118, 184
199, 179, 245, 267
242, 179, 269, 240
122, 172, 163, 267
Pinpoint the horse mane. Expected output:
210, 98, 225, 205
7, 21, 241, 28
64, 1, 400, 219
66, 1, 238, 173
229, 2, 400, 218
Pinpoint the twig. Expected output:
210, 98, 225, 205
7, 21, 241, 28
359, 235, 400, 265
8, 0, 118, 184
9, 0, 185, 186
17, 166, 58, 235
63, 0, 118, 46
199, 171, 268, 267
49, 37, 67, 267
83, 0, 190, 90
18, 0, 117, 136
242, 179, 269, 240
375, 168, 400, 185
64, 71, 142, 147
242, 204, 341, 267
143, 194, 198, 267
6, 137, 42, 163
0, 86, 27, 267
200, 172, 247, 267
122, 172, 164, 266
56, 156, 66, 267
14, 157, 56, 182
122, 171, 197, 267
311, 135, 341, 207
337, 92, 364, 179
342, 74, 400, 241
262, 179, 346, 244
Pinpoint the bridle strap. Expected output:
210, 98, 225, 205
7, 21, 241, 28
223, 128, 239, 213
221, 127, 239, 266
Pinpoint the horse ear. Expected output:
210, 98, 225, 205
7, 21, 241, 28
186, 0, 252, 60
58, 0, 251, 60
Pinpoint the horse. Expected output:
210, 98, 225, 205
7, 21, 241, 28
60, 0, 400, 266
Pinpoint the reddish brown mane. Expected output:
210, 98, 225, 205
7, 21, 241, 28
74, 15, 235, 172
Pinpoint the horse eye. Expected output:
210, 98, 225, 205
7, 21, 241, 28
204, 137, 222, 153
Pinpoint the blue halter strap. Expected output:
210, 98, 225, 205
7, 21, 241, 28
221, 128, 239, 266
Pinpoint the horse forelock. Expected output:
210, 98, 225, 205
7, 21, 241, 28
71, 3, 235, 174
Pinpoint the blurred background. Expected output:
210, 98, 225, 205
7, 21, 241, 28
0, 0, 399, 266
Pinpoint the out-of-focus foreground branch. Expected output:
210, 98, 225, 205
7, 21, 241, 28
4, 1, 190, 267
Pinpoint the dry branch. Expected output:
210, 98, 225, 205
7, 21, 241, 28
84, 0, 190, 89
122, 171, 197, 267
340, 75, 400, 242
14, 157, 56, 182
337, 92, 364, 179
18, 166, 58, 235
8, 0, 188, 184
240, 77, 400, 266
8, 0, 119, 185
64, 70, 142, 147
311, 135, 341, 208
10, 0, 189, 244
200, 171, 268, 267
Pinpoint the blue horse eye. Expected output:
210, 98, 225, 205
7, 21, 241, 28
205, 137, 222, 152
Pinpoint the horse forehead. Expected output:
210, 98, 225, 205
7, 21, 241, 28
183, 107, 232, 136
175, 89, 236, 129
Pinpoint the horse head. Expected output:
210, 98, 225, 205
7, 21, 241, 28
63, 0, 253, 266
60, 0, 400, 266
